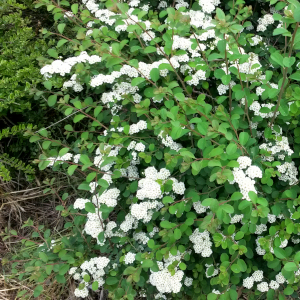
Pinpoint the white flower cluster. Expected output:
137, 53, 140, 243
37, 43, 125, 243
133, 231, 150, 246
230, 214, 244, 224
243, 270, 264, 289
242, 269, 283, 291
255, 233, 288, 256
73, 154, 81, 163
120, 213, 138, 232
149, 251, 186, 294
277, 161, 298, 185
41, 51, 101, 79
46, 153, 73, 167
92, 188, 120, 207
129, 120, 147, 135
184, 277, 193, 287
193, 201, 208, 214
74, 198, 90, 210
257, 14, 274, 32
158, 131, 182, 151
217, 81, 236, 95
124, 252, 136, 264
189, 229, 212, 257
72, 256, 110, 298
94, 145, 122, 171
63, 74, 84, 92
127, 141, 146, 152
119, 167, 185, 233
84, 209, 104, 241
229, 156, 262, 201
248, 35, 263, 46
186, 69, 206, 86
101, 82, 139, 105
260, 140, 293, 159
199, 0, 220, 14
231, 52, 262, 76
130, 201, 163, 222
249, 101, 279, 119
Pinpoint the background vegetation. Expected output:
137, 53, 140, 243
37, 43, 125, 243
2, 0, 300, 300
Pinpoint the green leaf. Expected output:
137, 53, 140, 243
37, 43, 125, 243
144, 46, 157, 53
123, 266, 136, 275
179, 262, 186, 270
112, 43, 120, 55
71, 3, 78, 14
85, 202, 95, 213
58, 264, 70, 275
98, 179, 109, 189
270, 51, 284, 66
74, 114, 86, 123
231, 264, 240, 273
48, 95, 57, 107
45, 264, 53, 275
283, 57, 295, 67
229, 289, 238, 300
231, 192, 243, 200
294, 7, 300, 22
222, 74, 231, 85
57, 39, 68, 48
174, 228, 182, 240
47, 48, 58, 59
162, 196, 174, 204
216, 8, 225, 20
68, 165, 78, 176
142, 260, 153, 268
56, 274, 66, 283
290, 71, 300, 81
59, 147, 70, 157
39, 252, 48, 262
214, 69, 226, 79
132, 77, 146, 86
274, 247, 286, 259
30, 135, 42, 144
80, 154, 90, 165
86, 172, 96, 182
58, 23, 66, 34
92, 281, 98, 291
150, 68, 160, 82
217, 40, 226, 53
84, 274, 90, 282
294, 251, 300, 261
94, 106, 103, 117
235, 231, 244, 240
33, 285, 43, 298
239, 132, 249, 145
222, 204, 234, 214
106, 277, 119, 285
44, 81, 52, 90
226, 143, 237, 155
284, 286, 294, 295
273, 28, 291, 36
209, 146, 224, 157
284, 262, 298, 272
160, 220, 174, 229
148, 239, 155, 248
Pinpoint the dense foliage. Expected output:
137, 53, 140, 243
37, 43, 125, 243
6, 0, 300, 299
0, 0, 49, 113
0, 0, 57, 180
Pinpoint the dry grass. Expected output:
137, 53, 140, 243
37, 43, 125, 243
0, 175, 76, 300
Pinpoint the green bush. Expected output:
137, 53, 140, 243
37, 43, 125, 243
7, 0, 300, 299
0, 0, 50, 113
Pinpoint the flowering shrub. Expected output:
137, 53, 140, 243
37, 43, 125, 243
16, 0, 300, 298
